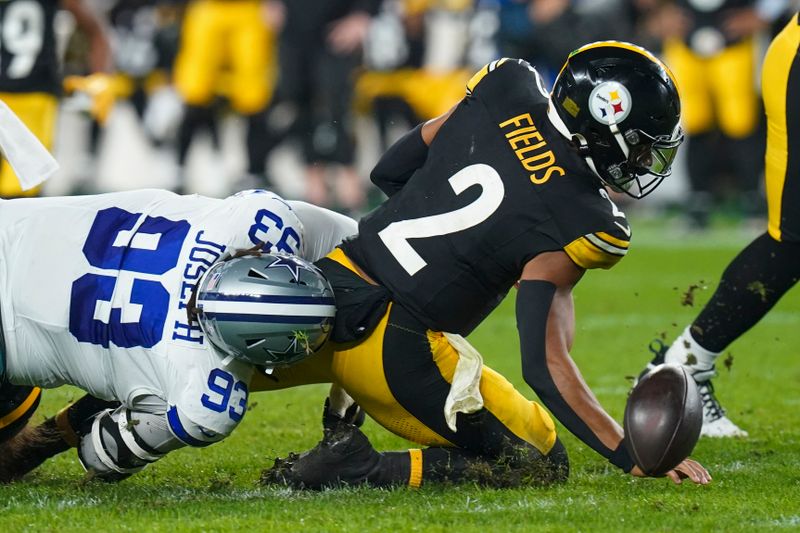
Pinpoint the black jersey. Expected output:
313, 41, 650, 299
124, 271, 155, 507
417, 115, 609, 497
0, 0, 59, 94
343, 59, 632, 335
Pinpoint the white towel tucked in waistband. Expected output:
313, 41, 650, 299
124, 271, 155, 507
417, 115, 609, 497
443, 332, 485, 432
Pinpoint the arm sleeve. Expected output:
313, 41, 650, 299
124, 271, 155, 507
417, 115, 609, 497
369, 123, 428, 197
287, 201, 358, 261
516, 280, 635, 472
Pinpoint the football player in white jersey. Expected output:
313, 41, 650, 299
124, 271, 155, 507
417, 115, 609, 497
0, 188, 356, 481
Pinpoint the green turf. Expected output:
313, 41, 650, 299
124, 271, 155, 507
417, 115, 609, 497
2, 221, 799, 532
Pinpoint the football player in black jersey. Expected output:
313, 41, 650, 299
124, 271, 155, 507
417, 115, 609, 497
642, 11, 800, 439
257, 42, 710, 489
5, 42, 711, 488
0, 0, 110, 198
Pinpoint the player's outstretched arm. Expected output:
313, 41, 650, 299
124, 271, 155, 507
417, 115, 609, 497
516, 251, 710, 484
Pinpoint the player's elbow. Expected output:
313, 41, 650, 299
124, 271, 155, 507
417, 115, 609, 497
369, 167, 399, 197
166, 405, 231, 448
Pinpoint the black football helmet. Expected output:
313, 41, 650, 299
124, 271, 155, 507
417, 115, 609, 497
549, 41, 683, 198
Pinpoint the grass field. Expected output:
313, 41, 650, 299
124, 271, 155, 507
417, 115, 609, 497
1, 219, 799, 532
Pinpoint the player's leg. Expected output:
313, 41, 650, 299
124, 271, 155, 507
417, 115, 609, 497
662, 39, 714, 228
709, 38, 763, 213
172, 0, 223, 192
0, 383, 42, 481
315, 50, 364, 213
649, 16, 800, 438
0, 93, 57, 198
265, 301, 567, 489
9, 343, 332, 482
376, 309, 566, 486
0, 392, 119, 482
249, 344, 336, 392
227, 1, 276, 191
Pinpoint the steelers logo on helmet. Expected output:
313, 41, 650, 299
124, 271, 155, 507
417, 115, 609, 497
588, 81, 632, 125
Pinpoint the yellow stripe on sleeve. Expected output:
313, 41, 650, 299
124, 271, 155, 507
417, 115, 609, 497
564, 236, 626, 270
465, 58, 509, 95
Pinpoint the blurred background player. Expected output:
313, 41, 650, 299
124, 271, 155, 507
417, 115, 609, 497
643, 10, 800, 438
261, 0, 381, 214
354, 0, 486, 156
172, 0, 279, 194
658, 0, 788, 228
0, 0, 110, 199
494, 0, 635, 79
64, 0, 182, 193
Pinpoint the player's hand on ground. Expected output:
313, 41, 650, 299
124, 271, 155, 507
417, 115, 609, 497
630, 459, 711, 485
666, 458, 711, 485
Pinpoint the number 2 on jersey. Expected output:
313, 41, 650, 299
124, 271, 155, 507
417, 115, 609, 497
378, 164, 505, 276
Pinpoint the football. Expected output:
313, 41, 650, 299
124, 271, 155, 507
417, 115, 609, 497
624, 364, 703, 476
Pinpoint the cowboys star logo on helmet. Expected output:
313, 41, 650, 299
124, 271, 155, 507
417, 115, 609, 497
589, 82, 632, 125
265, 254, 309, 283
264, 334, 304, 363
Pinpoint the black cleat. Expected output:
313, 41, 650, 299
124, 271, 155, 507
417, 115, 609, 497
261, 422, 380, 490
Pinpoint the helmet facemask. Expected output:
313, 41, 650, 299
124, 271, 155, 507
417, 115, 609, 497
602, 126, 683, 199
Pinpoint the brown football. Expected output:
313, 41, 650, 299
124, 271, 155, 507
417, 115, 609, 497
624, 364, 703, 476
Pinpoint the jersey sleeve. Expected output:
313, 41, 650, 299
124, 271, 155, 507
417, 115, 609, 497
559, 187, 633, 270
218, 190, 305, 257
165, 346, 253, 447
564, 230, 630, 270
465, 58, 548, 102
287, 200, 358, 262
465, 58, 512, 96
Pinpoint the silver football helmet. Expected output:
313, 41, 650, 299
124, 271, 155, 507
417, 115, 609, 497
195, 253, 335, 367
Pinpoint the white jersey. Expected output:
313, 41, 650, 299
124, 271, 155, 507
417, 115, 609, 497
0, 189, 356, 443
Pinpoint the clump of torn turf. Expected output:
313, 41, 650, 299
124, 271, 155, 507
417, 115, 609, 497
680, 281, 707, 307
723, 352, 734, 371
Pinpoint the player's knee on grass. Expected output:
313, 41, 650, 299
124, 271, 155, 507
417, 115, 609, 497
456, 409, 568, 487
